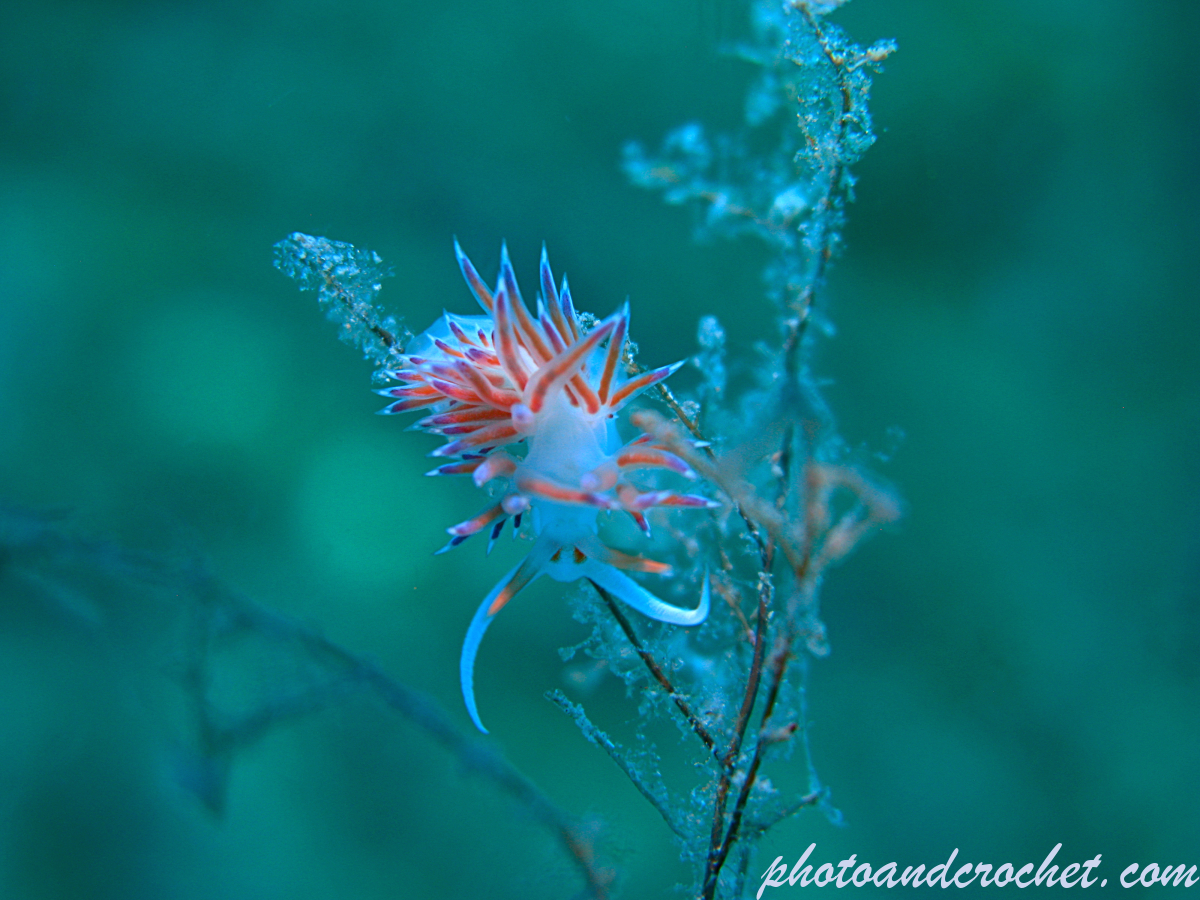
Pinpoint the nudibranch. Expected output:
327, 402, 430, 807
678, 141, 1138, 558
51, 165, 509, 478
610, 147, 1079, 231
379, 242, 714, 732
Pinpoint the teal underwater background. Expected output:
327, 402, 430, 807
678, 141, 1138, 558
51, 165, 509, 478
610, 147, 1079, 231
2, 0, 1198, 897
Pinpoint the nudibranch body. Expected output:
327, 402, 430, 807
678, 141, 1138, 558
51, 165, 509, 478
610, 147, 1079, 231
380, 242, 714, 732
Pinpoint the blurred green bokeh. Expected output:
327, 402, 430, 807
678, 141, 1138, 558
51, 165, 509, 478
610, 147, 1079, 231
2, 0, 1196, 897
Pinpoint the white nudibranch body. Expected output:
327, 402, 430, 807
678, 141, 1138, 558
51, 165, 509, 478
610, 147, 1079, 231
378, 242, 715, 731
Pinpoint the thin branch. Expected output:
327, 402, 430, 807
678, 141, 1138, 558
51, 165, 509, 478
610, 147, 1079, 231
548, 690, 687, 840
701, 629, 794, 900
589, 580, 717, 757
743, 788, 826, 840
701, 553, 776, 899
723, 570, 772, 769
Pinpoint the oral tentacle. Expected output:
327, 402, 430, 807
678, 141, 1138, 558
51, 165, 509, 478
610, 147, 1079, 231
459, 537, 557, 733
582, 560, 710, 626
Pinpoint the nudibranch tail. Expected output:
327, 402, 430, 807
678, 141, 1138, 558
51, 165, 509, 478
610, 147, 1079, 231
387, 242, 717, 731
459, 539, 554, 734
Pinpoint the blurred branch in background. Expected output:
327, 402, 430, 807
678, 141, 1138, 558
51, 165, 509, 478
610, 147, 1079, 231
0, 502, 612, 899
